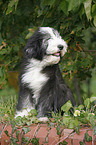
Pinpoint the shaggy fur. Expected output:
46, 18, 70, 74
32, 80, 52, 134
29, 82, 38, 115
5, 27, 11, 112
15, 27, 75, 121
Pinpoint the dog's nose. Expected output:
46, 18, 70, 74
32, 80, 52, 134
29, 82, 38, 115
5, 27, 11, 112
58, 45, 64, 50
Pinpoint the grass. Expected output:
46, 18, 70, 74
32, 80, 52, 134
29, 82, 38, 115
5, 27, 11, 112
0, 86, 18, 123
0, 85, 17, 97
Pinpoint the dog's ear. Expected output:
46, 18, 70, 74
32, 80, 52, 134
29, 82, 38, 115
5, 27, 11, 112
24, 41, 45, 60
24, 30, 46, 60
24, 47, 33, 58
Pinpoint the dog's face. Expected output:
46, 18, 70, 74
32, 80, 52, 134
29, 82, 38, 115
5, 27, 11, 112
25, 27, 67, 65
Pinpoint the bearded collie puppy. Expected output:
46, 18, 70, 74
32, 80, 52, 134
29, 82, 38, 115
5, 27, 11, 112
15, 27, 75, 121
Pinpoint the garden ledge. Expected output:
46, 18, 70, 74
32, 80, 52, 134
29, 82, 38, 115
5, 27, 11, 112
0, 123, 96, 145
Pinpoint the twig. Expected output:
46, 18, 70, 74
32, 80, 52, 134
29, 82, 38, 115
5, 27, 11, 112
33, 124, 40, 138
55, 131, 74, 145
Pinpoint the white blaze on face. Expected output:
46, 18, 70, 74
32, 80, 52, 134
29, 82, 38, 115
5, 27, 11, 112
40, 27, 67, 64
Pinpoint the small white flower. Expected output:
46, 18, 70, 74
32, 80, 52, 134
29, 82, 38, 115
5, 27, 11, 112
74, 110, 80, 117
90, 113, 95, 116
88, 113, 95, 118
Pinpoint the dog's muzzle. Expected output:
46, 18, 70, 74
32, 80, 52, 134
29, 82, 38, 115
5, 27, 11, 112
57, 44, 64, 51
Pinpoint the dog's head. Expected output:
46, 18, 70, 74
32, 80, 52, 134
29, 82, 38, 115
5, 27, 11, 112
24, 27, 67, 65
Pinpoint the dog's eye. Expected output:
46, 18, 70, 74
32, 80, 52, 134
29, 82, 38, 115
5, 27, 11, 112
44, 38, 50, 44
46, 38, 50, 41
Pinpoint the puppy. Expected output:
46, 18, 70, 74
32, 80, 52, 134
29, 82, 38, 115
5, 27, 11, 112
15, 27, 75, 121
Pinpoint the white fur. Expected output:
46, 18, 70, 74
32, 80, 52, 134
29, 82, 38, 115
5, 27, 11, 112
40, 27, 67, 57
22, 59, 49, 104
22, 27, 67, 95
46, 37, 67, 56
15, 27, 68, 119
43, 55, 60, 65
15, 108, 33, 118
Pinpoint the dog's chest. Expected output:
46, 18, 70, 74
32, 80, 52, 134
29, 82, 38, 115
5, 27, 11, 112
22, 65, 49, 94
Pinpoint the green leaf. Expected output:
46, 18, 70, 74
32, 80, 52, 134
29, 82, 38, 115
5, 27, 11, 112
42, 0, 55, 7
4, 130, 9, 137
67, 0, 78, 11
84, 131, 92, 142
30, 109, 37, 116
60, 1, 69, 16
14, 0, 19, 10
12, 127, 18, 134
56, 126, 61, 135
78, 105, 84, 110
16, 130, 20, 140
79, 141, 84, 145
84, 98, 90, 109
68, 120, 75, 128
8, 0, 16, 7
25, 32, 33, 39
90, 96, 96, 103
22, 127, 31, 134
61, 100, 72, 112
74, 118, 79, 126
63, 116, 71, 125
8, 0, 19, 9
6, 0, 19, 14
15, 116, 24, 126
25, 27, 37, 40
92, 4, 96, 17
11, 136, 19, 144
84, 0, 92, 20
66, 0, 84, 11
31, 137, 39, 145
87, 113, 95, 126
93, 16, 96, 27
6, 6, 14, 15
60, 140, 68, 145
75, 126, 80, 134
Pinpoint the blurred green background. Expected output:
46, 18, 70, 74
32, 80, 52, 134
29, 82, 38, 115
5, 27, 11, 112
0, 0, 96, 108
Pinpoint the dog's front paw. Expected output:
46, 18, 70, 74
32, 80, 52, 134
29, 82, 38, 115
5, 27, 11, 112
38, 117, 49, 123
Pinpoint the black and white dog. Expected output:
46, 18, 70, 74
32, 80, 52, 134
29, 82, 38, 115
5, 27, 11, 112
15, 27, 75, 121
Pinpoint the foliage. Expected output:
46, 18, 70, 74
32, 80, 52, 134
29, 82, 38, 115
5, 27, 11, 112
0, 96, 17, 124
3, 96, 96, 144
4, 123, 39, 145
61, 97, 96, 131
50, 96, 96, 136
15, 110, 39, 126
79, 131, 92, 144
0, 0, 96, 91
1, 94, 96, 144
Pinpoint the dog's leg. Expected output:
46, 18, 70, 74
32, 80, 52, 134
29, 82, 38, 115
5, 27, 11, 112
36, 96, 53, 122
15, 86, 34, 118
56, 67, 76, 108
36, 102, 49, 122
57, 83, 76, 110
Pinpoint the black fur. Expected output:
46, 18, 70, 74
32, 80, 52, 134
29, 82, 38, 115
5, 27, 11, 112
36, 65, 76, 117
16, 27, 76, 118
24, 30, 47, 60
